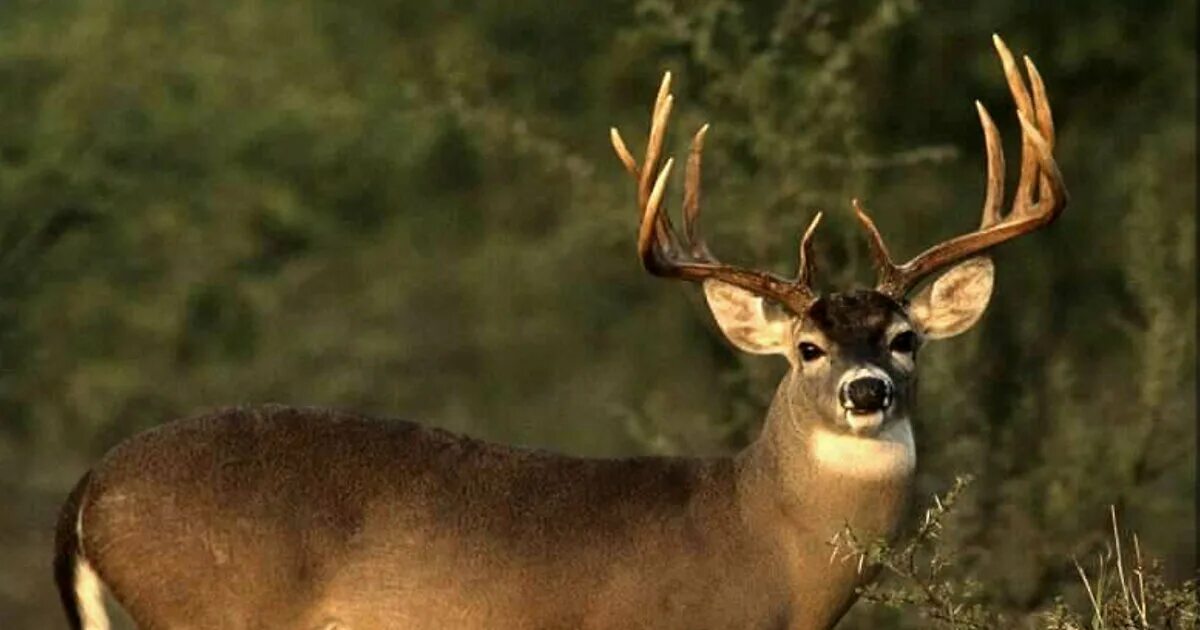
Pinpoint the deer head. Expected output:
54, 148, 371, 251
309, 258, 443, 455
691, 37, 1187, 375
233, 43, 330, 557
611, 35, 1066, 440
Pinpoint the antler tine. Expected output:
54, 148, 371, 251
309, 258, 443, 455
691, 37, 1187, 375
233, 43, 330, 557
682, 123, 712, 259
611, 73, 820, 315
612, 73, 687, 256
639, 75, 673, 208
1023, 56, 1055, 148
1023, 55, 1059, 208
852, 199, 904, 295
796, 212, 824, 291
1017, 111, 1067, 213
998, 34, 1066, 220
610, 128, 637, 177
636, 158, 675, 272
861, 36, 1068, 299
993, 35, 1041, 217
975, 101, 1005, 229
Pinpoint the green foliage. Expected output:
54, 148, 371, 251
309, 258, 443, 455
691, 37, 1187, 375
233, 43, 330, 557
833, 476, 1000, 629
839, 480, 1198, 629
0, 0, 1193, 627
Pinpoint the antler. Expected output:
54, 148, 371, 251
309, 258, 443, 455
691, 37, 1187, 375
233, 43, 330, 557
610, 72, 823, 315
855, 35, 1069, 299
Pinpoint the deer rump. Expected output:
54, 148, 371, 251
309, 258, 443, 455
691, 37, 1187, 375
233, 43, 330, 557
55, 405, 795, 630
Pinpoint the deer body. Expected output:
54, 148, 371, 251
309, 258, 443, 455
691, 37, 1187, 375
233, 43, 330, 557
54, 36, 1065, 630
61, 386, 913, 630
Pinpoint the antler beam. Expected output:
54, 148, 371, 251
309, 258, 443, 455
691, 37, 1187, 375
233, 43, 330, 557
855, 35, 1069, 298
610, 73, 823, 315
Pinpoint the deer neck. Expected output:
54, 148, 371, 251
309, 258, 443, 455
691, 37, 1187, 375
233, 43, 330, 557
742, 377, 917, 480
734, 379, 916, 580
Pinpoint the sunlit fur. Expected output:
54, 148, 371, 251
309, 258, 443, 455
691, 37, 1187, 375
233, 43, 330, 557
51, 285, 988, 630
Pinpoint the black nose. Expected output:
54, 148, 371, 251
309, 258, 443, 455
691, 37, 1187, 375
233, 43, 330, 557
840, 377, 894, 412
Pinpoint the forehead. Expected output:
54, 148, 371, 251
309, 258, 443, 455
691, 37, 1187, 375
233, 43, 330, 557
800, 290, 907, 345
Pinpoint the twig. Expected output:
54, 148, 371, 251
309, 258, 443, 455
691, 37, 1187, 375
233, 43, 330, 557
1074, 556, 1103, 628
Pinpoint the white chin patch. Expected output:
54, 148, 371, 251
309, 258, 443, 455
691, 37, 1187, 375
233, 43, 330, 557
812, 419, 917, 479
843, 409, 885, 435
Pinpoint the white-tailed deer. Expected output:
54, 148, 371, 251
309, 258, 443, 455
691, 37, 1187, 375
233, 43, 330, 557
54, 36, 1065, 630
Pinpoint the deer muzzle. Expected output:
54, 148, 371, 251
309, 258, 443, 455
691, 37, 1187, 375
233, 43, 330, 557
838, 367, 895, 435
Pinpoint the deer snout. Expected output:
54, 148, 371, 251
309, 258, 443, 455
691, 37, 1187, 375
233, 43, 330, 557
838, 370, 894, 412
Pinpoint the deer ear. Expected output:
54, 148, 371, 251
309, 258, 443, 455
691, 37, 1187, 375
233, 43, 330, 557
907, 257, 995, 340
702, 280, 791, 355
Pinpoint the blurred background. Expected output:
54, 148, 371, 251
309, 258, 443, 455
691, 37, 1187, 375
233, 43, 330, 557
0, 0, 1193, 627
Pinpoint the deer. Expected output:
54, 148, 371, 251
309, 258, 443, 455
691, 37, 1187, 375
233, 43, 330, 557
53, 35, 1064, 630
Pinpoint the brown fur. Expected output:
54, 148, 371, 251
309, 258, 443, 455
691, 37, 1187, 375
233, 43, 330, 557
806, 291, 906, 351
58, 387, 911, 629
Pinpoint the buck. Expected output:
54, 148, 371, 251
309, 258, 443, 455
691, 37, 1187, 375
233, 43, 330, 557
54, 36, 1064, 630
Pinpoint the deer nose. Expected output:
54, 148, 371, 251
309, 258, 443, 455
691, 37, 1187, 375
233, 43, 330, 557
839, 376, 894, 412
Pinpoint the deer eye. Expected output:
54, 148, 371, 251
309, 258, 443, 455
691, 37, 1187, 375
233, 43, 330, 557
889, 331, 918, 354
798, 342, 826, 362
